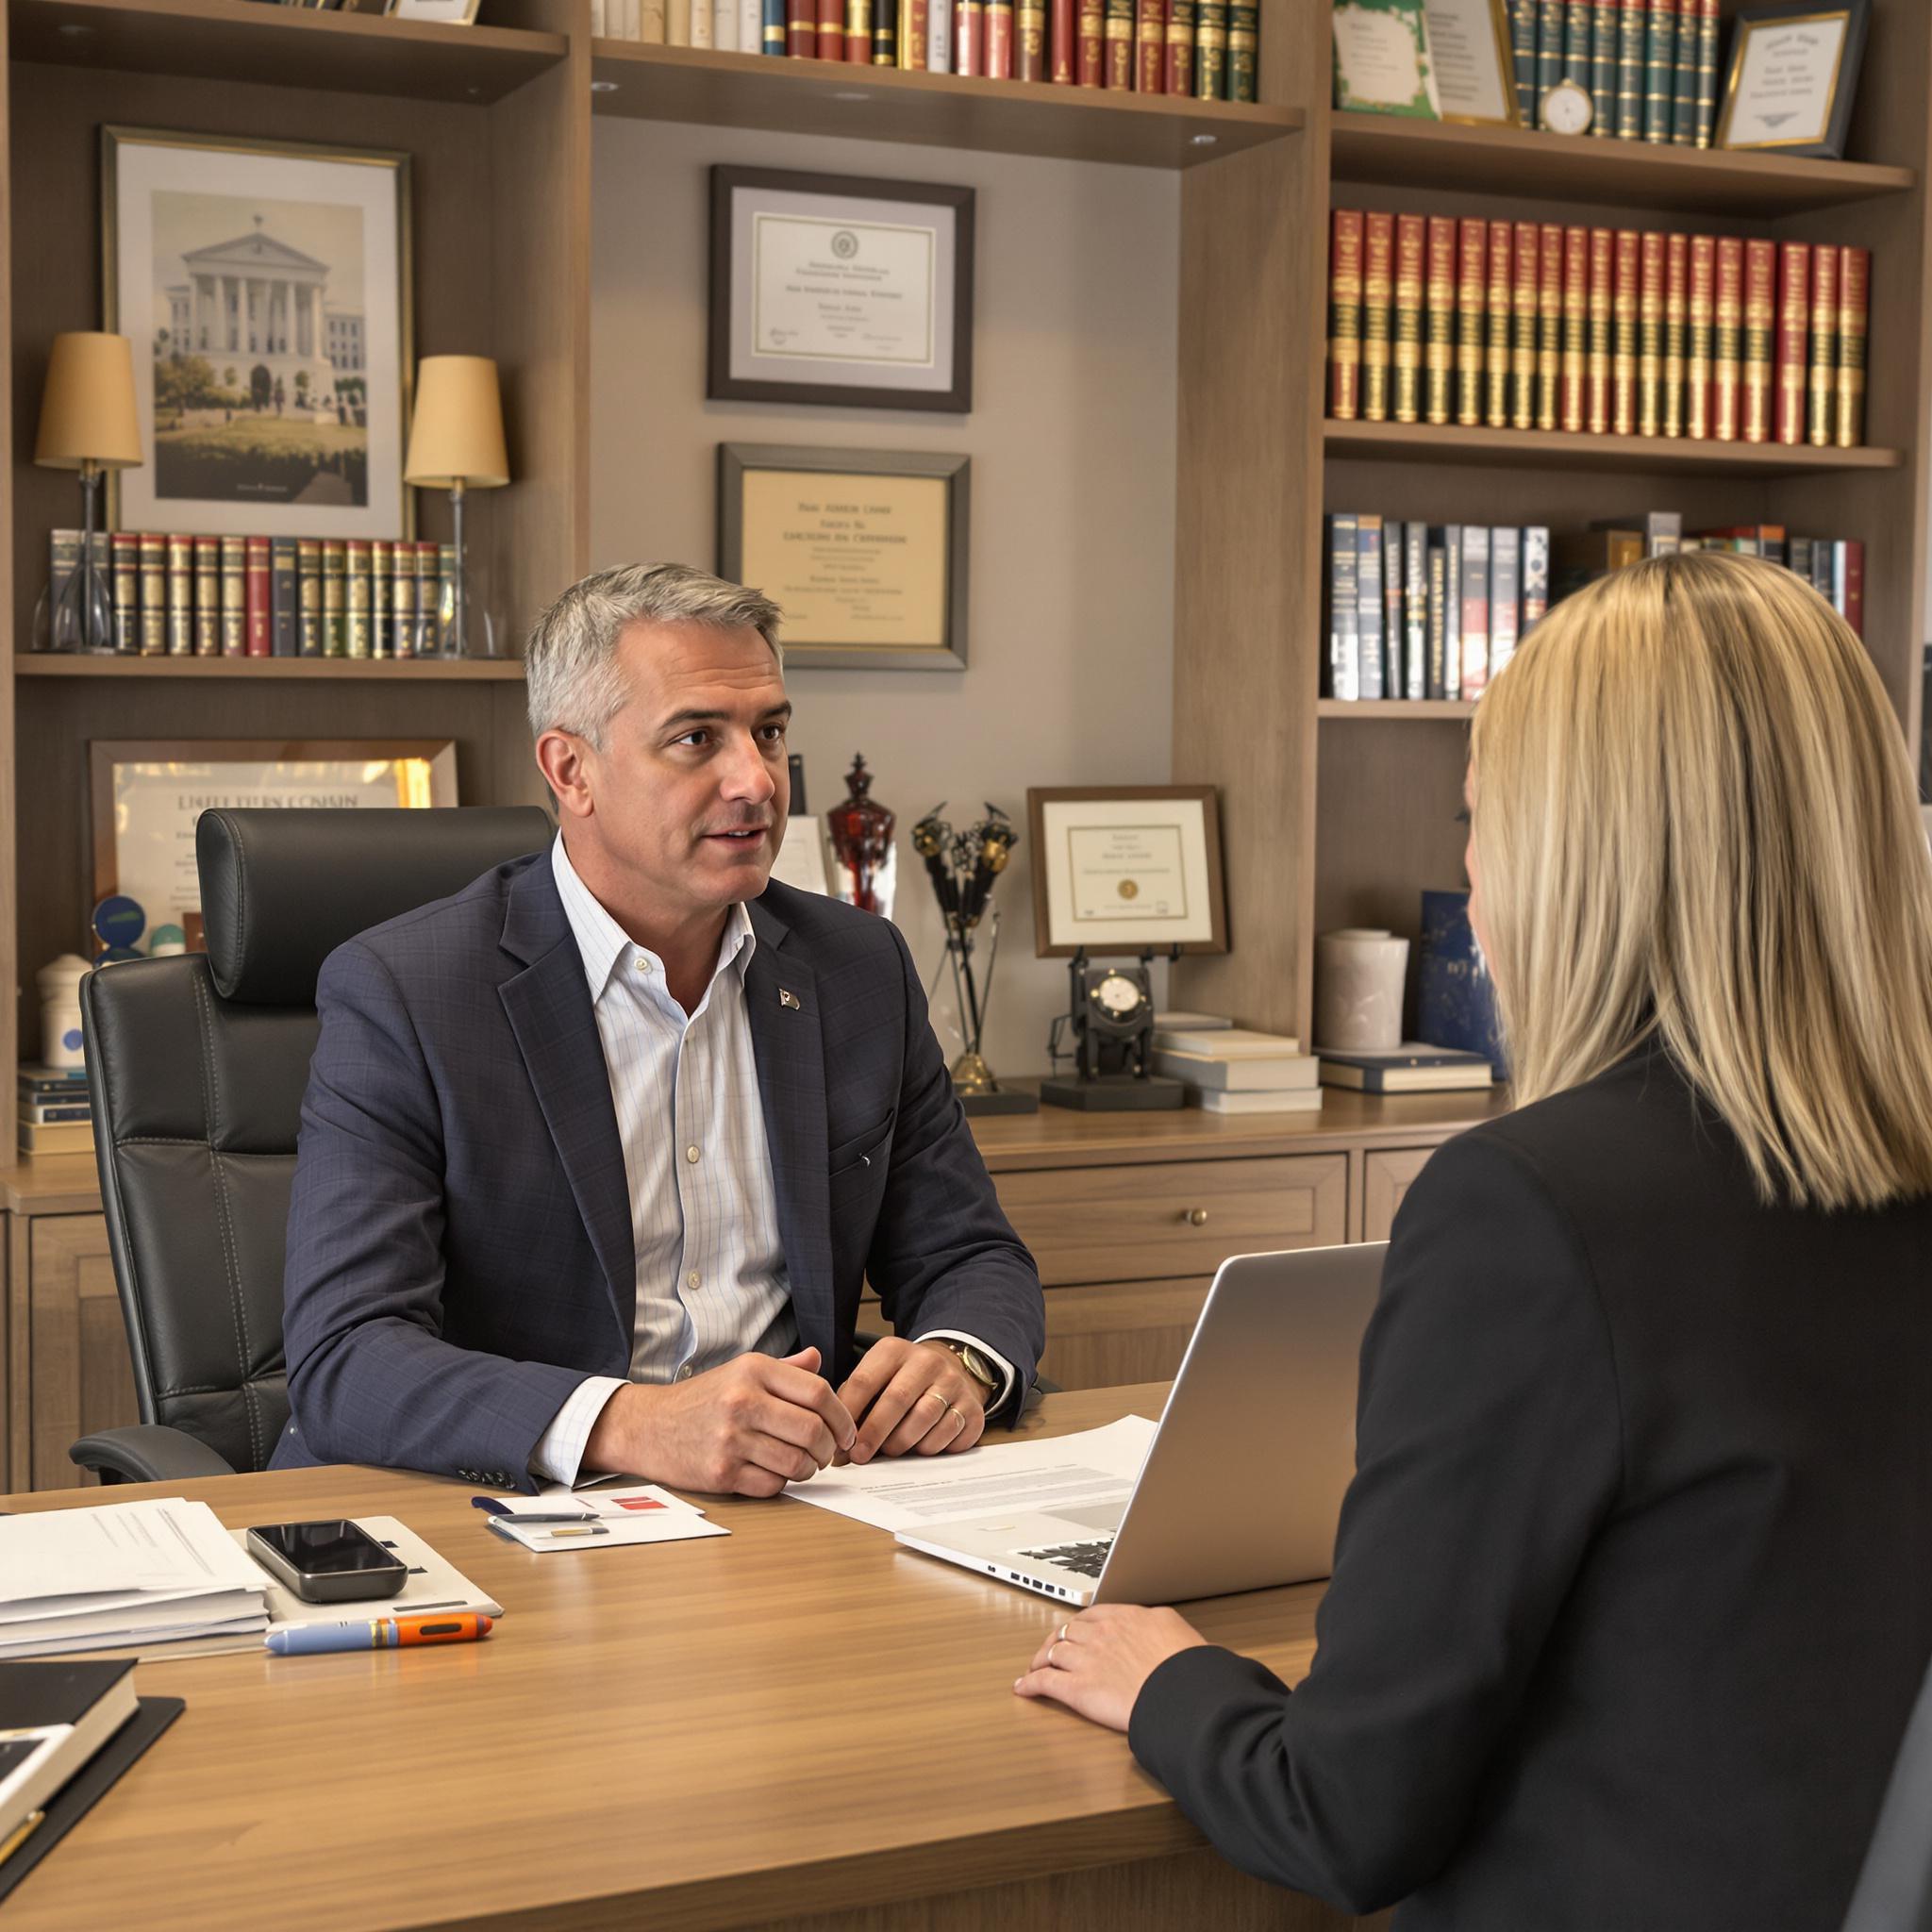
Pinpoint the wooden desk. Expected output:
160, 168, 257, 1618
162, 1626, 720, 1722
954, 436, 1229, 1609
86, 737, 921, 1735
0, 1386, 1383, 1932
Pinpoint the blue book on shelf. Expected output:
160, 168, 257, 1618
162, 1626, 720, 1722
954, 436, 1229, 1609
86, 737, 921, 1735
1419, 888, 1507, 1076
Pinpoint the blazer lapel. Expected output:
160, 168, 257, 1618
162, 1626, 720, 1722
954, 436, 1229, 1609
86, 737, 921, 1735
498, 861, 635, 1359
744, 898, 835, 1362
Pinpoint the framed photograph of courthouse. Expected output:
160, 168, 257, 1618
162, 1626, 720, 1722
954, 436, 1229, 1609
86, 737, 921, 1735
103, 126, 413, 541
719, 443, 970, 671
708, 166, 974, 412
1716, 1, 1870, 158
90, 739, 456, 941
1026, 786, 1228, 958
1421, 0, 1522, 126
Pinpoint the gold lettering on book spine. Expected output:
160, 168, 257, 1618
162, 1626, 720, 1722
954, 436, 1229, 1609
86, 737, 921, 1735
1537, 226, 1562, 433
1587, 231, 1611, 437
1711, 242, 1741, 442
1638, 235, 1664, 440
1426, 221, 1456, 426
1611, 235, 1638, 439
1457, 226, 1486, 429
1512, 227, 1539, 432
1837, 249, 1868, 448
1486, 225, 1511, 430
1687, 239, 1714, 441
1329, 219, 1362, 423
1362, 217, 1392, 424
1662, 235, 1687, 438
1809, 248, 1838, 449
1393, 220, 1424, 425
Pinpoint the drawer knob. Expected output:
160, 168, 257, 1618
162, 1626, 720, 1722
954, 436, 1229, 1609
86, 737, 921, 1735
1182, 1208, 1209, 1226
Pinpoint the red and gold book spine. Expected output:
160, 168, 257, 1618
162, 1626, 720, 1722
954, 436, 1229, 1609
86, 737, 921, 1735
1051, 0, 1075, 77
1103, 0, 1132, 87
1016, 0, 1045, 76
1586, 226, 1613, 436
1511, 221, 1540, 432
1610, 229, 1640, 438
1740, 239, 1774, 443
1329, 210, 1363, 422
1537, 222, 1564, 432
954, 0, 981, 71
1808, 243, 1839, 449
1638, 229, 1665, 437
1774, 240, 1809, 446
790, 0, 819, 56
1076, 0, 1101, 80
1393, 213, 1425, 426
1425, 215, 1457, 426
1135, 0, 1164, 90
904, 0, 929, 67
1456, 218, 1486, 428
244, 536, 272, 657
1485, 220, 1512, 430
1663, 230, 1689, 437
1560, 225, 1589, 435
1711, 235, 1742, 441
844, 0, 872, 60
1843, 538, 1865, 637
1362, 212, 1394, 424
815, 0, 843, 56
1162, 0, 1191, 92
1838, 245, 1869, 448
1686, 233, 1715, 440
984, 0, 1012, 73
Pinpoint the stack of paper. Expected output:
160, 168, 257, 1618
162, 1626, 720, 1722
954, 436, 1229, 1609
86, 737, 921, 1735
477, 1484, 727, 1554
0, 1499, 267, 1659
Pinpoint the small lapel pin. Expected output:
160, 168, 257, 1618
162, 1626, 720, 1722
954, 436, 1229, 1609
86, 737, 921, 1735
779, 988, 801, 1010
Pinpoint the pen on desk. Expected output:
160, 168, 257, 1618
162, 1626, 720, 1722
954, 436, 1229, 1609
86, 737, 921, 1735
540, 1525, 608, 1540
470, 1498, 594, 1523
265, 1614, 493, 1656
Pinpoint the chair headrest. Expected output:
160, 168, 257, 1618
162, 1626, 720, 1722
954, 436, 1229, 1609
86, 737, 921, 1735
196, 807, 555, 1005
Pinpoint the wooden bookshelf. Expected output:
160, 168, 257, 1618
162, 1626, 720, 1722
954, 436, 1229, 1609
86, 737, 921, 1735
16, 654, 528, 679
1325, 421, 1905, 476
1317, 699, 1474, 722
588, 39, 1301, 167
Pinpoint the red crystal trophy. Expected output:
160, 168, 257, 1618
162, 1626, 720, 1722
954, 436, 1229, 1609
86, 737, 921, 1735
826, 754, 896, 916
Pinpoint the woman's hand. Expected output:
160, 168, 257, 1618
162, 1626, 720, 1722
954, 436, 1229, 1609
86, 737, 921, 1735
1013, 1604, 1211, 1731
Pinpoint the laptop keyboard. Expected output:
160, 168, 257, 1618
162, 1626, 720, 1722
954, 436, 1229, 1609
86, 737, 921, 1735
1018, 1538, 1115, 1579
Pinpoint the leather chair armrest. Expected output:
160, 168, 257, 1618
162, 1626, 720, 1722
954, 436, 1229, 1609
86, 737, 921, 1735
70, 1424, 240, 1485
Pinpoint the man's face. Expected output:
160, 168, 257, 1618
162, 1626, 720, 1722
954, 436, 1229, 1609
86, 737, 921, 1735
575, 619, 791, 920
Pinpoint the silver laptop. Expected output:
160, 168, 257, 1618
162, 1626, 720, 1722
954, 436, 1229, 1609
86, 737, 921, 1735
895, 1241, 1385, 1607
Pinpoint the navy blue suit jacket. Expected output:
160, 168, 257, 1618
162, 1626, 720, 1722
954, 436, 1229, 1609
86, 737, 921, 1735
272, 853, 1044, 1490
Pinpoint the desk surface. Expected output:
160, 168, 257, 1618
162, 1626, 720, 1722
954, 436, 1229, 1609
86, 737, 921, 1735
0, 1386, 1327, 1932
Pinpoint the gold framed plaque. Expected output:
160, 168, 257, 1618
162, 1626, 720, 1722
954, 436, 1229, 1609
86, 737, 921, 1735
1717, 2, 1869, 158
718, 443, 970, 672
1026, 786, 1228, 958
1423, 0, 1522, 127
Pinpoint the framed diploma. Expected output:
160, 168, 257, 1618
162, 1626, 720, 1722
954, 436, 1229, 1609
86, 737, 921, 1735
1421, 0, 1520, 125
708, 166, 974, 412
719, 443, 970, 672
1026, 787, 1228, 958
1717, 2, 1869, 158
1332, 0, 1441, 119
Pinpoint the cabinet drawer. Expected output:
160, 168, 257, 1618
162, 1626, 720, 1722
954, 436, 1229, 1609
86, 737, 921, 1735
1363, 1147, 1438, 1245
998, 1155, 1348, 1287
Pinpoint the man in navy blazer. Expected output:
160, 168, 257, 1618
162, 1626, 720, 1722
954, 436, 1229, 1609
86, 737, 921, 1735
275, 563, 1044, 1495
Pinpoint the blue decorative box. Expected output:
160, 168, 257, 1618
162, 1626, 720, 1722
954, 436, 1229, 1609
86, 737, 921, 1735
1419, 889, 1507, 1077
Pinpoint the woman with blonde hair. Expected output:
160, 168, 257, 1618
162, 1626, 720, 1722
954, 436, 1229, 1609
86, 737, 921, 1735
1015, 552, 1932, 1928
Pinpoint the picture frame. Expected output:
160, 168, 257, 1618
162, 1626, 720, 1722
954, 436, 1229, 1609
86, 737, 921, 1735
1716, 1, 1870, 158
718, 443, 970, 672
90, 739, 457, 942
708, 166, 974, 413
1332, 0, 1441, 119
103, 126, 414, 541
1025, 786, 1228, 958
1422, 0, 1521, 126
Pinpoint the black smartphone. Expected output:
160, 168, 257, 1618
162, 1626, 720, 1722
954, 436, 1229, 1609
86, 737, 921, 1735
245, 1520, 409, 1604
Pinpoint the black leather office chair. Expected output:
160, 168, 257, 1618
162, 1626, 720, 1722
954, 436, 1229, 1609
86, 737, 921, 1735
1842, 1657, 1932, 1931
74, 806, 555, 1483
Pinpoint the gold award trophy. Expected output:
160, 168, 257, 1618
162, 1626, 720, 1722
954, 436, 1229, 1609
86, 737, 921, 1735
912, 803, 1038, 1117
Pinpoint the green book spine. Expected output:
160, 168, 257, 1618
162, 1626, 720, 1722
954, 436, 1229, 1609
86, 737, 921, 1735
219, 535, 245, 658
1537, 0, 1565, 117
345, 541, 372, 660
1589, 0, 1618, 136
1565, 0, 1591, 88
1642, 0, 1674, 142
193, 537, 220, 658
1694, 0, 1718, 147
1225, 0, 1255, 101
322, 540, 347, 658
1510, 0, 1538, 123
1193, 0, 1224, 99
1669, 0, 1698, 142
110, 535, 140, 656
1615, 0, 1643, 139
298, 540, 322, 657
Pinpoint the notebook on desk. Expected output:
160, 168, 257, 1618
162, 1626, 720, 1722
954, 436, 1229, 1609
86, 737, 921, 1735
896, 1242, 1385, 1607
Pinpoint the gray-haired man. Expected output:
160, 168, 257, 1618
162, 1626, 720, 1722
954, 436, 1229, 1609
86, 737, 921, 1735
275, 563, 1044, 1495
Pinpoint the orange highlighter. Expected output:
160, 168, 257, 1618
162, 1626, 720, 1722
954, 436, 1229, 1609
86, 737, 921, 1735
265, 1613, 493, 1656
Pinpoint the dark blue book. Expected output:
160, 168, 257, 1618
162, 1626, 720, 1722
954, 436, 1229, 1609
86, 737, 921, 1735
1357, 514, 1386, 701
1326, 512, 1359, 702
1419, 888, 1507, 1076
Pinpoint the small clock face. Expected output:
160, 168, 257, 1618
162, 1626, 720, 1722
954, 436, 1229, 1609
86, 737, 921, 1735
1093, 973, 1143, 1016
1541, 79, 1594, 137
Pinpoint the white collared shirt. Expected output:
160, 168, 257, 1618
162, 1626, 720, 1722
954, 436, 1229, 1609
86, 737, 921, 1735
530, 836, 1010, 1485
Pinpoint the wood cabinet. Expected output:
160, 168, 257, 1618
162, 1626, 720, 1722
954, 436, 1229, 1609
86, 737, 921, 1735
1362, 1147, 1437, 1245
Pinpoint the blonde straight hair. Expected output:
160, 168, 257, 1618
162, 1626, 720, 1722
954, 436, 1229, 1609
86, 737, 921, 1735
1470, 549, 1932, 1211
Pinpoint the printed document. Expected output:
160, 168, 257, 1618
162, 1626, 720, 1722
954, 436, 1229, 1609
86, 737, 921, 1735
782, 1416, 1158, 1536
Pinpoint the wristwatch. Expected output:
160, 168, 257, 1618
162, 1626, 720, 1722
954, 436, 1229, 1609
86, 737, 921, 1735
933, 1339, 1002, 1404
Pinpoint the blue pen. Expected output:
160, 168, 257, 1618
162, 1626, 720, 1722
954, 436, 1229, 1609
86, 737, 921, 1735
266, 1613, 492, 1656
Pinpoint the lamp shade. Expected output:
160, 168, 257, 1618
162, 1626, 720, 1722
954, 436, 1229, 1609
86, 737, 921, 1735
404, 355, 510, 490
35, 332, 142, 471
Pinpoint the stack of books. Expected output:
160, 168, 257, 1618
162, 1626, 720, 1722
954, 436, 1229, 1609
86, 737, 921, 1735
1318, 1044, 1495, 1094
20, 1065, 92, 1158
1509, 0, 1721, 146
1329, 211, 1869, 449
1151, 1018, 1321, 1114
41, 531, 458, 661
595, 0, 1257, 95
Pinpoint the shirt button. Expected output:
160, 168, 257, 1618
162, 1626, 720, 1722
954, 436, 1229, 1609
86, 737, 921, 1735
687, 1271, 701, 1290
685, 1145, 700, 1163
635, 955, 653, 974
676, 1363, 693, 1381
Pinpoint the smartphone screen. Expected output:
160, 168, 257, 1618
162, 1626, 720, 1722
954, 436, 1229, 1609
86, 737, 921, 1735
247, 1521, 399, 1576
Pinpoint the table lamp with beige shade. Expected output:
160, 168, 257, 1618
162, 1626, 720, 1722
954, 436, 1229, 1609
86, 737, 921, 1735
34, 331, 142, 654
404, 354, 509, 658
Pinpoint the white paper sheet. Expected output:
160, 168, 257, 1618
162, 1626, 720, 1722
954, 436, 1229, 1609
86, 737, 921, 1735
781, 1416, 1159, 1536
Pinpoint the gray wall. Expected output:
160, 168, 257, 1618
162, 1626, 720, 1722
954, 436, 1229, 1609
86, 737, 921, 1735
591, 117, 1179, 1079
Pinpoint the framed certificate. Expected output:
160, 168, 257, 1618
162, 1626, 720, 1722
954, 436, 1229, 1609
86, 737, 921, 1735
1026, 787, 1228, 958
708, 166, 974, 412
1332, 0, 1441, 118
719, 443, 969, 672
1717, 2, 1870, 158
1422, 0, 1521, 126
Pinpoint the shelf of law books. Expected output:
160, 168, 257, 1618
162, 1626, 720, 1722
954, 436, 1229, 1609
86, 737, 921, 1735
1321, 510, 1866, 708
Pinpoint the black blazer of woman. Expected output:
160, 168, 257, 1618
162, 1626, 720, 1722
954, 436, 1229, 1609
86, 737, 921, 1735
1129, 1045, 1932, 1929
